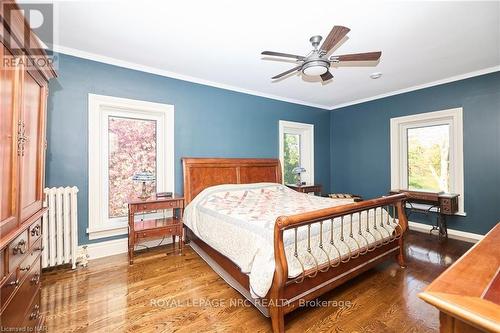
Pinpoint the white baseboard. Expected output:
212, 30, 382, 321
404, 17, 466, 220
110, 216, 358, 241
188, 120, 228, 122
408, 221, 484, 243
79, 237, 174, 261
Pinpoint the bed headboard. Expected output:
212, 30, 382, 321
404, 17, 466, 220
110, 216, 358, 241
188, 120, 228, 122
182, 158, 282, 204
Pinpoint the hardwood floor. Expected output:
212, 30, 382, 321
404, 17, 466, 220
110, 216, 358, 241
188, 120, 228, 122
41, 231, 471, 332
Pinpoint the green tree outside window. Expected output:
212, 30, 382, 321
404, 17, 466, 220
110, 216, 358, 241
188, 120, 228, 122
407, 125, 450, 192
284, 133, 301, 184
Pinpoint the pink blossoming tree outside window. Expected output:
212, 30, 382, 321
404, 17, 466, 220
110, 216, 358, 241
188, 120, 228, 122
108, 116, 157, 218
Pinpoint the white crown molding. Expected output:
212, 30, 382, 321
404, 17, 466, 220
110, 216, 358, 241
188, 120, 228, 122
330, 66, 500, 110
52, 45, 498, 112
51, 45, 331, 110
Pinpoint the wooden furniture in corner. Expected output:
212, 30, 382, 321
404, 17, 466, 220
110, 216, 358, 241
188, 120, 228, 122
286, 184, 322, 196
390, 189, 459, 239
182, 158, 408, 333
419, 223, 500, 333
1, 2, 56, 331
127, 195, 184, 264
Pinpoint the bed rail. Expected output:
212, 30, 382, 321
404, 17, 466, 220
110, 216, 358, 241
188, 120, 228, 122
269, 193, 408, 332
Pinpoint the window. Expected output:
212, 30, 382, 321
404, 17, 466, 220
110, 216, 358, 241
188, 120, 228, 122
390, 108, 464, 214
283, 133, 301, 184
108, 116, 157, 218
407, 124, 450, 192
88, 94, 174, 239
279, 121, 314, 185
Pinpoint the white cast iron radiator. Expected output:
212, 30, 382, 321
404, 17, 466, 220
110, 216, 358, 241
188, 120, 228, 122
42, 186, 79, 269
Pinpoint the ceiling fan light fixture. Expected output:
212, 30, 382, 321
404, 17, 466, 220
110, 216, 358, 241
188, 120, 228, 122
263, 25, 382, 82
302, 60, 329, 76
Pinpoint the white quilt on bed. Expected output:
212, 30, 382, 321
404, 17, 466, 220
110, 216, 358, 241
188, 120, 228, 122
183, 183, 397, 298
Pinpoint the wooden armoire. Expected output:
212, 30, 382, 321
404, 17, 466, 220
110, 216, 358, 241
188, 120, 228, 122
0, 2, 56, 330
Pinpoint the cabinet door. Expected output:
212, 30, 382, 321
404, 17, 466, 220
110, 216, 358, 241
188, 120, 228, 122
0, 44, 20, 235
19, 67, 47, 221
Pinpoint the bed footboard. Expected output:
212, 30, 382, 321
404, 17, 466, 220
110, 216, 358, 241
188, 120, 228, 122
268, 193, 408, 333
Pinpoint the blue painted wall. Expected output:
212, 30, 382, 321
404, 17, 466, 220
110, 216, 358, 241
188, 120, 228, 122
46, 54, 331, 245
46, 53, 499, 242
330, 71, 500, 235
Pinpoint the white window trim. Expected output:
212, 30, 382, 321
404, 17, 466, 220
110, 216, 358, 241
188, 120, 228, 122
88, 94, 174, 240
390, 107, 465, 215
278, 120, 314, 185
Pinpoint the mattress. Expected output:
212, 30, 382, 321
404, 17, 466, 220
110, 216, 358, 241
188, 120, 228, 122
183, 183, 397, 298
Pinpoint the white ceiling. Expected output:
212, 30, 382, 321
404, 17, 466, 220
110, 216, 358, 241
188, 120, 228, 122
51, 0, 499, 109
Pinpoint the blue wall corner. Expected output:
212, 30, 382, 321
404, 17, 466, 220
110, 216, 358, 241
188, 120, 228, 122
330, 71, 500, 235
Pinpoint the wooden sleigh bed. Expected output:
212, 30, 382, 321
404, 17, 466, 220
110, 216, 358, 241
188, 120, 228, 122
182, 158, 408, 332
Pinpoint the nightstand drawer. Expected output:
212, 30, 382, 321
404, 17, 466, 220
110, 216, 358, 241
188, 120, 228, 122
138, 200, 182, 212
135, 225, 181, 239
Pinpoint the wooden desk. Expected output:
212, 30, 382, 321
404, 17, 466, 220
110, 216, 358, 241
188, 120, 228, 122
419, 223, 500, 333
127, 194, 184, 264
390, 189, 459, 239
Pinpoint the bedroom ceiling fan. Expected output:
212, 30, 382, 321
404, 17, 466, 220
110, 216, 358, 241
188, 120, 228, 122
262, 25, 382, 82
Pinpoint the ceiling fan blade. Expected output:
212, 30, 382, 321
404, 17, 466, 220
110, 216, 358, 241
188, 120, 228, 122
336, 51, 382, 62
320, 26, 350, 53
321, 71, 333, 82
271, 65, 302, 79
320, 71, 333, 82
262, 51, 305, 60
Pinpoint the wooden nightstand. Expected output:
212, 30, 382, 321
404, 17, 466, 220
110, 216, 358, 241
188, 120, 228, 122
286, 184, 322, 196
127, 194, 184, 264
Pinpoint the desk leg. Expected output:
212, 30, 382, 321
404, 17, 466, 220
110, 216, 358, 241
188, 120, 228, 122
438, 215, 448, 240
